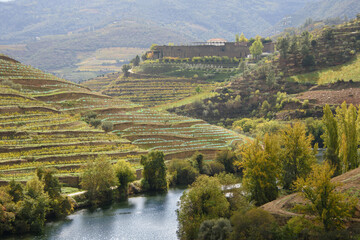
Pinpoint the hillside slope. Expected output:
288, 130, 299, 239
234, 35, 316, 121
0, 55, 246, 185
0, 0, 315, 44
261, 167, 360, 227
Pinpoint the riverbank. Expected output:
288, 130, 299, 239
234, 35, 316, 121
4, 188, 186, 240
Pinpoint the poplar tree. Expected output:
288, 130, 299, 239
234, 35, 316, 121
249, 37, 263, 60
335, 102, 359, 172
235, 33, 240, 42
322, 104, 340, 175
279, 123, 316, 190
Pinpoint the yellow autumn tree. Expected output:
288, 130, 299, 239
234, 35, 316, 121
279, 122, 317, 190
238, 133, 280, 206
294, 162, 357, 231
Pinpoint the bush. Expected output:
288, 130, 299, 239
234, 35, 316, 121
230, 208, 279, 240
177, 176, 230, 239
302, 100, 310, 109
90, 118, 102, 128
198, 218, 232, 240
302, 54, 315, 67
204, 161, 225, 176
82, 111, 97, 124
101, 121, 114, 132
216, 149, 237, 173
114, 160, 136, 198
168, 159, 199, 186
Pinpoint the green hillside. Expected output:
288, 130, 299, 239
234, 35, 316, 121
288, 54, 360, 84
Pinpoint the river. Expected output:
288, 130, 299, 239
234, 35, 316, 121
8, 188, 185, 240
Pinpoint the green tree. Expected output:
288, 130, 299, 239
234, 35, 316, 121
238, 59, 246, 73
80, 156, 118, 206
0, 186, 16, 235
280, 123, 317, 190
230, 208, 278, 240
239, 134, 280, 205
36, 167, 73, 218
198, 218, 232, 240
101, 121, 114, 132
336, 102, 359, 172
114, 160, 136, 198
36, 167, 61, 199
249, 37, 264, 60
289, 35, 299, 54
192, 152, 204, 174
322, 105, 340, 175
177, 175, 230, 240
8, 179, 23, 203
235, 33, 240, 43
168, 159, 199, 186
140, 151, 167, 192
277, 35, 290, 59
294, 162, 357, 231
302, 54, 315, 67
131, 55, 140, 66
122, 64, 131, 78
300, 31, 311, 56
17, 176, 50, 233
216, 149, 237, 173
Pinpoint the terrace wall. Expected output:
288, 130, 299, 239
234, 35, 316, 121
152, 42, 275, 59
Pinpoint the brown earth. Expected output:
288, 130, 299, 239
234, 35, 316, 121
297, 88, 360, 105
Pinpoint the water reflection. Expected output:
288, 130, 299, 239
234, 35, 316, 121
15, 188, 185, 240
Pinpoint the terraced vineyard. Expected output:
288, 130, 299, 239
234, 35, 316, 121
97, 109, 245, 160
81, 72, 121, 92
87, 73, 216, 107
0, 91, 145, 185
0, 55, 245, 186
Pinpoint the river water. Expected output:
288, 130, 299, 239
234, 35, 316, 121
10, 188, 185, 240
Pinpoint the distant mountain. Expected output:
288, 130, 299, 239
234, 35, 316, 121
269, 0, 360, 34
0, 0, 358, 82
0, 0, 316, 44
291, 0, 360, 26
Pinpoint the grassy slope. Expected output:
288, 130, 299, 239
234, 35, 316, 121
288, 54, 360, 84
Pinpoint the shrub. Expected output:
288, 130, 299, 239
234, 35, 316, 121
90, 118, 102, 128
216, 149, 237, 173
101, 121, 114, 132
230, 208, 278, 240
198, 218, 232, 240
82, 111, 97, 124
114, 160, 136, 198
204, 161, 225, 176
302, 99, 310, 109
168, 159, 199, 186
302, 54, 315, 67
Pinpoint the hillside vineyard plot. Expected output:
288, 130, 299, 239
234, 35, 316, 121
101, 76, 215, 107
0, 56, 245, 185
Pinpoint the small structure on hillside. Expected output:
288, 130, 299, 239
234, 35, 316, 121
147, 38, 274, 60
